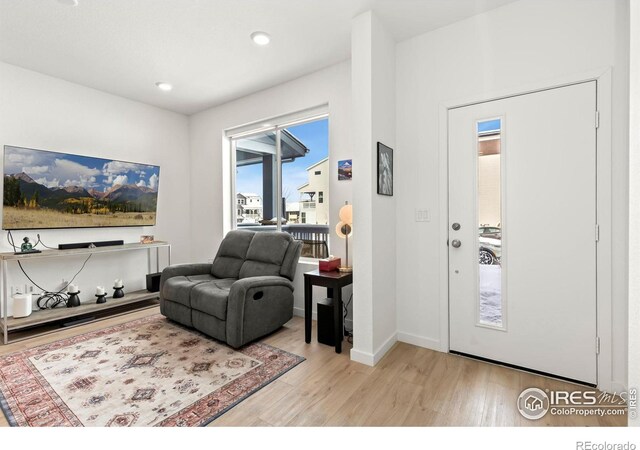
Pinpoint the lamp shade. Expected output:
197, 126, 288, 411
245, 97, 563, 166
335, 221, 353, 239
339, 204, 353, 224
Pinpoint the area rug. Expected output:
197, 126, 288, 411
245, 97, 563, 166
0, 314, 304, 427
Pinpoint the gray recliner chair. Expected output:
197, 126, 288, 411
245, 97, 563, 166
160, 230, 303, 348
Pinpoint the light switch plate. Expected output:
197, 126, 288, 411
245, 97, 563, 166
415, 209, 430, 222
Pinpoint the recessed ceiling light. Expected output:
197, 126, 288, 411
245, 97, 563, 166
250, 32, 271, 46
155, 82, 173, 92
57, 0, 79, 6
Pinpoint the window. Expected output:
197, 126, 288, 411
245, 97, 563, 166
231, 116, 330, 258
234, 131, 274, 224
477, 118, 504, 329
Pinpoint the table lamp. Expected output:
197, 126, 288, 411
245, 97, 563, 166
335, 201, 353, 273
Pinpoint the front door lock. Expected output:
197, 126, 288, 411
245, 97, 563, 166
452, 223, 461, 231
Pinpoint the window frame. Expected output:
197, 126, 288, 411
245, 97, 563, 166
227, 108, 329, 232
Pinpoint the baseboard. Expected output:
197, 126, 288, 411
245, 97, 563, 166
350, 332, 398, 367
350, 348, 375, 366
397, 331, 442, 352
373, 332, 398, 365
607, 380, 628, 395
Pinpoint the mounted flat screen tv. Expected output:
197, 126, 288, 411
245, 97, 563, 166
2, 145, 160, 230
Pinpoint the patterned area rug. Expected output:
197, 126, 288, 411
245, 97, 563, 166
0, 315, 304, 427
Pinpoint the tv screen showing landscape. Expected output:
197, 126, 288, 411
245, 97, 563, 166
2, 146, 160, 230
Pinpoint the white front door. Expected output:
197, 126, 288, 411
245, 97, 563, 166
448, 82, 598, 385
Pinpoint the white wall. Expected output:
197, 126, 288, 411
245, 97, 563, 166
628, 0, 640, 427
395, 0, 629, 389
351, 12, 375, 363
351, 11, 397, 365
370, 13, 397, 359
612, 0, 630, 396
188, 61, 353, 320
0, 62, 190, 314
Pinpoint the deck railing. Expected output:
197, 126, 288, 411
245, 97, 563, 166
237, 223, 329, 258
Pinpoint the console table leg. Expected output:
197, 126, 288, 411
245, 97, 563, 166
304, 277, 312, 344
334, 287, 343, 354
2, 261, 8, 345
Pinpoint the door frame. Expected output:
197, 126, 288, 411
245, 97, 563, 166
438, 68, 614, 391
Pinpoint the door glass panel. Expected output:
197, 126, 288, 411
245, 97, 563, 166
477, 119, 503, 328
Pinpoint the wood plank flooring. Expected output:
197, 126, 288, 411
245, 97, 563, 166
0, 307, 626, 426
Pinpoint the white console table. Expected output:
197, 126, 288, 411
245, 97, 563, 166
0, 241, 171, 344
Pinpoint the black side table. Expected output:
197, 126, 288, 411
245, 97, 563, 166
304, 269, 353, 354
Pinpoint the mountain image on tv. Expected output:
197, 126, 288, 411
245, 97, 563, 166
2, 146, 160, 229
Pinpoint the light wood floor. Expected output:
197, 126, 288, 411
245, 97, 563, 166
0, 307, 626, 427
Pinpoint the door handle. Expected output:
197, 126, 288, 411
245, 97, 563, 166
451, 239, 461, 248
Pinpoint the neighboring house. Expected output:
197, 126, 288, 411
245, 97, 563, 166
235, 129, 310, 221
236, 203, 244, 223
296, 158, 329, 224
478, 129, 501, 227
237, 193, 263, 223
285, 202, 300, 223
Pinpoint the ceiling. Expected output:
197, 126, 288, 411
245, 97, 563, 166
0, 0, 517, 115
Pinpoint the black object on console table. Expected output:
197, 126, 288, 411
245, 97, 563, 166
146, 273, 161, 292
66, 291, 81, 307
58, 240, 124, 250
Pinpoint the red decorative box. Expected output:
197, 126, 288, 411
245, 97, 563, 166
319, 257, 341, 272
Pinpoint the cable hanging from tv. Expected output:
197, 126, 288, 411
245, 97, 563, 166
6, 230, 93, 309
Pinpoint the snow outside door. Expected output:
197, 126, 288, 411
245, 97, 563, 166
448, 81, 598, 385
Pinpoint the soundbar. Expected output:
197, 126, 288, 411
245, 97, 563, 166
58, 240, 124, 250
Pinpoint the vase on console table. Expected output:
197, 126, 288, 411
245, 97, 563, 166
113, 279, 124, 298
67, 284, 81, 308
95, 286, 107, 304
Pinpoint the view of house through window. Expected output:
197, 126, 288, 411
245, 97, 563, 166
477, 118, 503, 328
234, 117, 329, 258
235, 130, 276, 224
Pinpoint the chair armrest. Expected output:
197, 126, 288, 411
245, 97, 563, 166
160, 263, 212, 294
229, 276, 294, 297
226, 276, 295, 347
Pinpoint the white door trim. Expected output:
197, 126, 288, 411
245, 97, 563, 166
438, 68, 614, 391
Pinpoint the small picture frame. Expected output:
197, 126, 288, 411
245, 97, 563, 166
377, 142, 393, 196
338, 159, 352, 180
